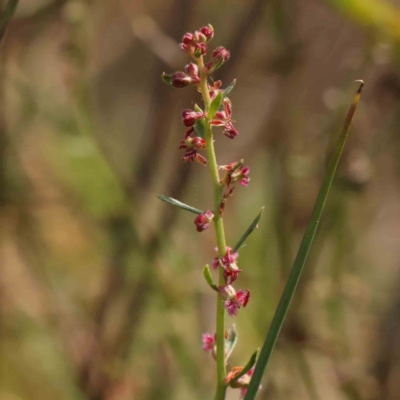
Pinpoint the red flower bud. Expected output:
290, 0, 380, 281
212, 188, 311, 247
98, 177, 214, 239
200, 24, 214, 42
179, 136, 206, 150
194, 210, 214, 232
195, 153, 207, 165
194, 30, 207, 43
211, 46, 230, 62
223, 122, 239, 139
181, 109, 205, 127
185, 62, 199, 78
205, 46, 230, 73
182, 32, 194, 45
182, 149, 207, 165
171, 71, 192, 88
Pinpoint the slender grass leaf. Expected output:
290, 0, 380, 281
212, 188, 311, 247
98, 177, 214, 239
244, 81, 364, 400
232, 207, 265, 253
203, 264, 218, 291
225, 325, 238, 362
156, 195, 204, 215
230, 348, 259, 384
208, 91, 223, 119
222, 79, 236, 98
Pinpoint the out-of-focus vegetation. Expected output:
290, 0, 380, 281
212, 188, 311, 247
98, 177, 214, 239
2, 1, 400, 399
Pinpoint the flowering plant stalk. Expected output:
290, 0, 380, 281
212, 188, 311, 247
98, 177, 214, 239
159, 24, 363, 400
161, 25, 258, 400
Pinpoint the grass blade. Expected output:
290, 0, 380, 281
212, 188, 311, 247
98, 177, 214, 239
232, 207, 264, 253
156, 194, 204, 215
244, 81, 364, 400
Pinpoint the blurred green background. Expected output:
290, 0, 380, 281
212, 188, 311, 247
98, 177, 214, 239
2, 0, 400, 399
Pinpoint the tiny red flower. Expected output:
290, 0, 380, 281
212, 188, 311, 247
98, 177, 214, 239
219, 286, 250, 317
182, 32, 194, 45
194, 30, 207, 43
202, 332, 216, 352
179, 136, 206, 151
220, 161, 250, 187
182, 149, 207, 165
211, 247, 240, 273
162, 71, 199, 88
194, 210, 214, 232
185, 63, 200, 82
205, 46, 230, 73
200, 24, 214, 42
181, 109, 206, 127
211, 98, 239, 139
208, 80, 223, 100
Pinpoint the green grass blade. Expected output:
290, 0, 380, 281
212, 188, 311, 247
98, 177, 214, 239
156, 194, 204, 214
232, 207, 264, 253
244, 81, 364, 400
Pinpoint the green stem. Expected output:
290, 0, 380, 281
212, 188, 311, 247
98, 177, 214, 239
198, 55, 227, 400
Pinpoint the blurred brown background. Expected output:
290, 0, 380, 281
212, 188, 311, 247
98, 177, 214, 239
2, 0, 400, 399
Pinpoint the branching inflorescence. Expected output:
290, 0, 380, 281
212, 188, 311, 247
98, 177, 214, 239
160, 24, 261, 400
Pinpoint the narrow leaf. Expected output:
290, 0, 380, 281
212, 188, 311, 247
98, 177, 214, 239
244, 80, 364, 400
194, 118, 206, 139
230, 348, 259, 384
156, 195, 204, 215
232, 207, 265, 253
224, 325, 238, 362
208, 91, 223, 119
222, 79, 236, 98
203, 264, 218, 291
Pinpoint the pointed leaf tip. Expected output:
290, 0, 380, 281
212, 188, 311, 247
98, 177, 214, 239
208, 91, 223, 119
232, 207, 265, 253
203, 265, 218, 291
156, 195, 204, 214
222, 79, 236, 98
229, 348, 260, 385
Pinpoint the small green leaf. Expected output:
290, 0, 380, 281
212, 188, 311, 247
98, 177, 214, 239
232, 207, 264, 253
224, 325, 238, 362
203, 265, 218, 291
193, 104, 206, 138
244, 81, 364, 400
222, 79, 236, 98
161, 72, 172, 86
208, 91, 223, 119
194, 118, 206, 139
229, 348, 259, 385
156, 195, 204, 214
